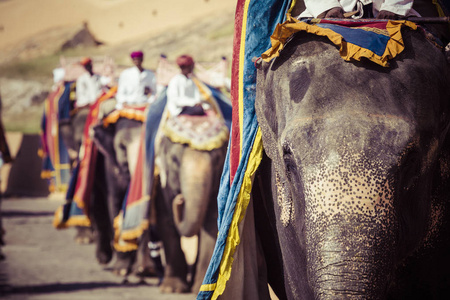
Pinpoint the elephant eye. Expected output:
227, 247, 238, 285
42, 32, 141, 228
282, 143, 298, 182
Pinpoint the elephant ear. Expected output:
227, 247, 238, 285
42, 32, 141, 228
256, 61, 280, 161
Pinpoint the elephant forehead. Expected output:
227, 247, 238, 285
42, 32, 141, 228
280, 112, 414, 163
302, 156, 395, 226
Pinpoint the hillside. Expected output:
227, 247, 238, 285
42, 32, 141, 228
0, 0, 236, 133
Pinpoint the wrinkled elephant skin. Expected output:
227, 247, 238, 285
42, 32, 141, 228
255, 30, 450, 299
156, 135, 226, 293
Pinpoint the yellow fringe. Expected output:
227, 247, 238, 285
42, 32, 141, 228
119, 196, 151, 241
112, 213, 138, 251
102, 107, 147, 127
40, 170, 54, 179
261, 14, 417, 67
121, 219, 150, 242
52, 206, 91, 229
163, 124, 229, 151
206, 128, 263, 298
114, 240, 139, 252
37, 148, 45, 158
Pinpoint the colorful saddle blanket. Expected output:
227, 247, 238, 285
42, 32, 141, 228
163, 111, 229, 151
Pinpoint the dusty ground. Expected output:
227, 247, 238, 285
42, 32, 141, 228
0, 197, 198, 300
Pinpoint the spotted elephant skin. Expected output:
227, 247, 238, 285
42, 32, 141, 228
254, 30, 450, 299
155, 135, 227, 294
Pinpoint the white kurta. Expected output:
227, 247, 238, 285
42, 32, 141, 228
300, 0, 417, 18
115, 66, 157, 109
75, 72, 103, 108
166, 73, 202, 116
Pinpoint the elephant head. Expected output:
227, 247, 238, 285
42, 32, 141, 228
156, 135, 227, 293
158, 136, 225, 238
255, 30, 450, 299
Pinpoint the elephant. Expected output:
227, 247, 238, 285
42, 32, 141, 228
57, 81, 97, 245
55, 86, 115, 265
92, 107, 158, 278
155, 131, 227, 294
250, 28, 450, 299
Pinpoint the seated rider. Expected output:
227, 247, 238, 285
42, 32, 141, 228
300, 0, 419, 19
166, 55, 207, 117
76, 57, 103, 109
115, 51, 157, 110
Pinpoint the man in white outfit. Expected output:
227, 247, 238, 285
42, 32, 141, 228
301, 0, 418, 19
63, 57, 104, 162
115, 51, 157, 110
166, 54, 205, 117
76, 57, 103, 109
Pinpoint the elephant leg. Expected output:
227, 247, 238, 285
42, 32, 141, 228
103, 157, 134, 276
156, 185, 189, 293
89, 153, 113, 265
72, 108, 89, 153
252, 154, 288, 300
74, 226, 94, 245
0, 191, 3, 246
191, 227, 216, 293
72, 108, 95, 244
0, 191, 4, 260
133, 229, 152, 276
59, 120, 77, 164
220, 196, 271, 300
191, 187, 219, 294
148, 225, 165, 282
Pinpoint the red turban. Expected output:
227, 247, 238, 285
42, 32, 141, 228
130, 51, 144, 59
176, 55, 194, 67
80, 57, 92, 66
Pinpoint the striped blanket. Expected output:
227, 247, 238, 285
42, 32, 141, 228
117, 82, 231, 252
40, 82, 73, 193
53, 88, 117, 229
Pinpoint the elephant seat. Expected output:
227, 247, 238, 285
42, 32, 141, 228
162, 110, 229, 151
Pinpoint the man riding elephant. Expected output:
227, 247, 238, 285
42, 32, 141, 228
154, 54, 231, 294
57, 57, 106, 245
93, 50, 159, 277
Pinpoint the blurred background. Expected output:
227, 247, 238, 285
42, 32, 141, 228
0, 0, 235, 197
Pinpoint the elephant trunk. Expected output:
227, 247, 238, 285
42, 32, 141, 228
172, 148, 213, 237
308, 221, 395, 299
302, 160, 398, 299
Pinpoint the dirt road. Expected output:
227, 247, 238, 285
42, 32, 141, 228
0, 197, 196, 300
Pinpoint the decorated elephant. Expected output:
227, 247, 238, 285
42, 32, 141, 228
92, 103, 157, 277
251, 21, 450, 300
198, 1, 450, 299
52, 88, 118, 266
153, 84, 231, 294
57, 83, 97, 245
156, 135, 227, 293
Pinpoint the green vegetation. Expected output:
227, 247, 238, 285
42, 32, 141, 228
0, 55, 59, 84
3, 109, 43, 134
208, 22, 234, 40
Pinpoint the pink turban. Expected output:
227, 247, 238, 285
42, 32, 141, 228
176, 55, 194, 67
130, 51, 144, 59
